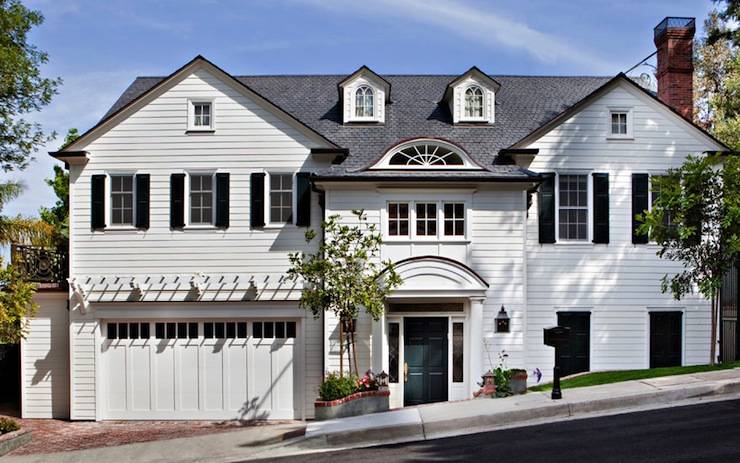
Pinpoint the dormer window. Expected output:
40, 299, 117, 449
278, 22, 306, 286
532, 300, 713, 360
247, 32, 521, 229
464, 86, 484, 119
355, 86, 374, 118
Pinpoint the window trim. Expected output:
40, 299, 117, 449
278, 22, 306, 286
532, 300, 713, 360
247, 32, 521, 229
187, 98, 215, 132
353, 85, 375, 120
106, 172, 137, 230
607, 107, 633, 140
554, 171, 593, 244
371, 139, 479, 170
265, 171, 296, 228
461, 85, 486, 122
183, 171, 217, 228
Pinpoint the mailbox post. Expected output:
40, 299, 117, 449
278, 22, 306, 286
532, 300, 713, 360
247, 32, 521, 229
543, 326, 571, 400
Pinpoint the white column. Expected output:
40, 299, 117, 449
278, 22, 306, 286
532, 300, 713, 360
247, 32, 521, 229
469, 298, 485, 397
371, 313, 387, 374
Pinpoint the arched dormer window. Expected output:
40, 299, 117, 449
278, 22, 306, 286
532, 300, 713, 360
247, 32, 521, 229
371, 139, 479, 170
355, 86, 374, 118
464, 86, 484, 119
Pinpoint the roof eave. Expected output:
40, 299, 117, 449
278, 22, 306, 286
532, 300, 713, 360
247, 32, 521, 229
48, 150, 89, 165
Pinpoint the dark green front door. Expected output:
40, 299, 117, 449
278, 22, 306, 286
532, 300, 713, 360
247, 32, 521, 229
557, 312, 590, 377
404, 317, 448, 406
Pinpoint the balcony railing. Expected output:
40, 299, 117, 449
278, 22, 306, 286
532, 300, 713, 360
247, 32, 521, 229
10, 244, 68, 290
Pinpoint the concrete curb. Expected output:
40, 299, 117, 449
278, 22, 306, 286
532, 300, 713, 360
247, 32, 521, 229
298, 377, 740, 450
0, 429, 32, 457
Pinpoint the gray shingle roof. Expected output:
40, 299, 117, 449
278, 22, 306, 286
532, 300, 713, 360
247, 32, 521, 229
102, 73, 612, 180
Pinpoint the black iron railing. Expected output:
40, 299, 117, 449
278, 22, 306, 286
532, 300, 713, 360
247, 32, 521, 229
10, 244, 68, 289
654, 17, 695, 38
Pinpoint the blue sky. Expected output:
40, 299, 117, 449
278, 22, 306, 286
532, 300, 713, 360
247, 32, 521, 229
5, 0, 715, 217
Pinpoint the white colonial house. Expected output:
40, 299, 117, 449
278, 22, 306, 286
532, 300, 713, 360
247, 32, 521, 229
14, 17, 733, 421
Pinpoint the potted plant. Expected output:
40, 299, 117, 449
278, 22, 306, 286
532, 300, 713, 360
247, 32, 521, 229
509, 369, 528, 394
314, 370, 390, 420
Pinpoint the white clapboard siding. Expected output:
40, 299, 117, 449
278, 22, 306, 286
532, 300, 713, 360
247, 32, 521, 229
523, 82, 723, 382
21, 292, 69, 419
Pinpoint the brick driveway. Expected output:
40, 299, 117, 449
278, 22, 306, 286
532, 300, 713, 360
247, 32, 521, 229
2, 415, 292, 456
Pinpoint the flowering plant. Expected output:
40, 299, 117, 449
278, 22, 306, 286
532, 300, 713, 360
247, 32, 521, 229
356, 370, 378, 392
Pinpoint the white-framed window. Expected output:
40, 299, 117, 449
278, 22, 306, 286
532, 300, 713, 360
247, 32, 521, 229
387, 202, 410, 236
188, 99, 214, 131
110, 174, 134, 226
608, 108, 633, 139
557, 174, 589, 241
463, 86, 484, 119
268, 173, 294, 224
371, 139, 478, 170
189, 173, 214, 225
415, 203, 437, 236
649, 174, 676, 231
354, 86, 374, 118
443, 203, 465, 236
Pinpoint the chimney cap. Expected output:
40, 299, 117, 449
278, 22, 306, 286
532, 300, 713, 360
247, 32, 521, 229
654, 17, 695, 39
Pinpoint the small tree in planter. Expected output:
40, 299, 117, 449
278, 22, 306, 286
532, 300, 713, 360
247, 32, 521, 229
638, 154, 740, 364
287, 210, 402, 376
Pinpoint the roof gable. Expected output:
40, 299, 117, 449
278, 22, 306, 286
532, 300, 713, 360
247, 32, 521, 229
338, 65, 391, 102
441, 66, 501, 102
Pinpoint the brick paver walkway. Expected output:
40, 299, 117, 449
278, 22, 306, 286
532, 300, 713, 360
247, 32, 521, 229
1, 415, 293, 456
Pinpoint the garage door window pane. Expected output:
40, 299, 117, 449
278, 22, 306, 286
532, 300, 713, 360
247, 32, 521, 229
188, 323, 198, 339
166, 323, 176, 339
141, 323, 150, 339
226, 322, 236, 338
119, 323, 128, 339
204, 322, 214, 339
264, 322, 274, 339
107, 323, 117, 340
275, 322, 285, 338
177, 323, 187, 339
155, 323, 165, 339
237, 322, 247, 338
130, 323, 139, 339
253, 322, 263, 338
215, 323, 225, 339
286, 321, 296, 338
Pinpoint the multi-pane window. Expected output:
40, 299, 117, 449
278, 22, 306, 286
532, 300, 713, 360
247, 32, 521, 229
107, 322, 150, 340
388, 322, 399, 383
464, 86, 484, 118
452, 322, 464, 383
610, 112, 628, 135
192, 102, 212, 128
354, 86, 374, 118
269, 174, 293, 223
443, 203, 465, 236
190, 174, 213, 225
110, 175, 134, 226
558, 174, 588, 240
253, 321, 297, 339
203, 321, 248, 339
388, 203, 409, 236
416, 203, 437, 236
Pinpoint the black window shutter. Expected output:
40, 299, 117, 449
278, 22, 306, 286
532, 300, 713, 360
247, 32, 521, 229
215, 172, 230, 228
135, 174, 150, 229
632, 173, 649, 244
90, 174, 106, 230
250, 172, 265, 228
170, 173, 185, 228
295, 172, 311, 227
538, 173, 556, 244
592, 173, 609, 244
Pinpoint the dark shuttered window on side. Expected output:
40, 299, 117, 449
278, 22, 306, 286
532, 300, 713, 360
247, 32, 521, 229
295, 172, 311, 227
135, 174, 150, 230
538, 173, 556, 244
215, 172, 230, 228
632, 173, 649, 244
170, 173, 186, 228
91, 174, 106, 230
592, 173, 609, 244
250, 172, 266, 228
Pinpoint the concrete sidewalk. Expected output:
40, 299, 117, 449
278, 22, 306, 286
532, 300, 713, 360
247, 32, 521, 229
268, 368, 740, 457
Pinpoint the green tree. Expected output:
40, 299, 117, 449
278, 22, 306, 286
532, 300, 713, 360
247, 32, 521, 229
39, 129, 76, 246
639, 155, 740, 364
707, 0, 740, 47
0, 257, 37, 343
287, 210, 402, 376
0, 0, 60, 172
0, 181, 53, 246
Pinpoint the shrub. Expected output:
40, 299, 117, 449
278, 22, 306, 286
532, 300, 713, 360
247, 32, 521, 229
319, 373, 359, 401
0, 417, 20, 434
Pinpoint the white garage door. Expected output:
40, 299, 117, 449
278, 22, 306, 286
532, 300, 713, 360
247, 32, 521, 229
100, 320, 297, 420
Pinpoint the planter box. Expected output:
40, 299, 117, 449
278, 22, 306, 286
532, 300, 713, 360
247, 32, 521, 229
314, 390, 390, 421
510, 371, 528, 395
0, 429, 31, 456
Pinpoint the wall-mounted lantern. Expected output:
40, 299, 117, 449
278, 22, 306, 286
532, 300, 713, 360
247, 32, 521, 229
376, 371, 390, 390
495, 305, 510, 333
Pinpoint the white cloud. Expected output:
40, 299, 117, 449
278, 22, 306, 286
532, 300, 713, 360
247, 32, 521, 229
296, 0, 614, 72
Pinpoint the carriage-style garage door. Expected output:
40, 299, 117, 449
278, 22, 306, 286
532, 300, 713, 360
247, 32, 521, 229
100, 320, 297, 420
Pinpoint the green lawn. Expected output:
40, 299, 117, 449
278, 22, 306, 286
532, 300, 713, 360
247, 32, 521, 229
529, 361, 740, 392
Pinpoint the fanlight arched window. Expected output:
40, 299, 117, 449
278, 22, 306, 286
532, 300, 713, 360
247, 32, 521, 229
355, 86, 374, 118
373, 140, 477, 169
464, 86, 484, 118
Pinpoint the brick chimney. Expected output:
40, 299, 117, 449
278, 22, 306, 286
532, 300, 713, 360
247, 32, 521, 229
653, 17, 695, 119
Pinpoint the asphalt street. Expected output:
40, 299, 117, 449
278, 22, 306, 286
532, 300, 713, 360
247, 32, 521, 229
255, 398, 740, 462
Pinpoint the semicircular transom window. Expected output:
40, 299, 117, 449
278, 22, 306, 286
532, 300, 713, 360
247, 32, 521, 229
373, 140, 478, 170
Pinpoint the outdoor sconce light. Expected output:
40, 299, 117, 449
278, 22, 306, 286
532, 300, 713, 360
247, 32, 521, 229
495, 305, 510, 333
376, 371, 390, 389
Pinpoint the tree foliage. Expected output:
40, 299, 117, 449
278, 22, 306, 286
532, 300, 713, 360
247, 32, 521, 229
0, 0, 60, 172
639, 154, 740, 363
287, 210, 402, 374
0, 257, 37, 343
39, 128, 75, 246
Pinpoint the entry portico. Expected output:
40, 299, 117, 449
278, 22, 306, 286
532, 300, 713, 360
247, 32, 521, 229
372, 256, 488, 407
